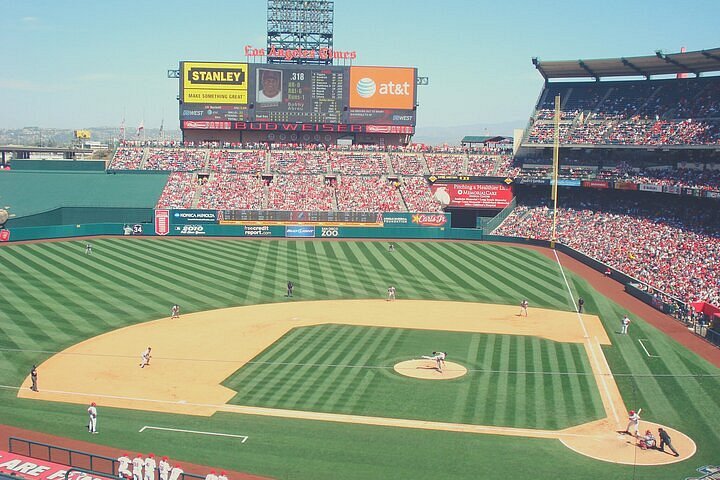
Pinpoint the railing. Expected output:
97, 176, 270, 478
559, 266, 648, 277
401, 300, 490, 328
8, 438, 203, 480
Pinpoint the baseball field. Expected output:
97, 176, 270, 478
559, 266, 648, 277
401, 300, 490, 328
1, 238, 719, 479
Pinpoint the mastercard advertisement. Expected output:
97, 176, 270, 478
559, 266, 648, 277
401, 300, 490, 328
349, 66, 415, 110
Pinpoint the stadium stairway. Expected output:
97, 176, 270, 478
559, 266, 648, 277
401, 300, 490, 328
419, 152, 431, 175
190, 173, 203, 208
138, 148, 150, 169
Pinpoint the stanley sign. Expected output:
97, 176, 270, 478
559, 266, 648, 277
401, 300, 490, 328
181, 62, 248, 105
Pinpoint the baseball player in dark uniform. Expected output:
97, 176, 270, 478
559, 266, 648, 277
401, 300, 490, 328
30, 365, 38, 392
287, 281, 294, 297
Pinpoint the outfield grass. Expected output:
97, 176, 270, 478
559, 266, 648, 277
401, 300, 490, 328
1, 239, 719, 480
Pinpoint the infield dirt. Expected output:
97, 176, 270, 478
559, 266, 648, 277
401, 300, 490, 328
18, 300, 695, 465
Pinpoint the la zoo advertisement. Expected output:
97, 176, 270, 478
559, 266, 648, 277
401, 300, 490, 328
430, 183, 513, 209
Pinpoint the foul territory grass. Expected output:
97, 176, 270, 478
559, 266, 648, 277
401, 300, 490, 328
1, 238, 720, 480
224, 325, 604, 429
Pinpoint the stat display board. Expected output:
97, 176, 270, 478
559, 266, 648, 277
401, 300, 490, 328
252, 65, 346, 123
219, 210, 382, 226
180, 62, 417, 127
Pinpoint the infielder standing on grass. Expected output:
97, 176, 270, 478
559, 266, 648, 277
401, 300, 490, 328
140, 347, 152, 368
625, 408, 642, 437
117, 454, 132, 480
85, 243, 93, 255
144, 454, 157, 480
158, 457, 171, 480
87, 402, 98, 433
132, 454, 144, 480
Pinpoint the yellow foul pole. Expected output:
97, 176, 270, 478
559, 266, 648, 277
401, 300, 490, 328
551, 94, 560, 248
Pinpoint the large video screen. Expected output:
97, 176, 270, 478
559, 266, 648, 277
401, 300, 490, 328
179, 61, 416, 127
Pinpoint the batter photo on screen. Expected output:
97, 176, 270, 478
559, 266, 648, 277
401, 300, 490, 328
256, 68, 283, 104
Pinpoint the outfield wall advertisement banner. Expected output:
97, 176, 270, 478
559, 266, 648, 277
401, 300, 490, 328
429, 183, 513, 209
170, 210, 219, 224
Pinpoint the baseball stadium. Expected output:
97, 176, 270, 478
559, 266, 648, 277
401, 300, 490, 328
2, 3, 720, 480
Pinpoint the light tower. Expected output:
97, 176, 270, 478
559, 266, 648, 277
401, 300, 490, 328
266, 0, 334, 65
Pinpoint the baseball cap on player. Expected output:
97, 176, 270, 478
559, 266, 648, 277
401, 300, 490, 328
91, 402, 96, 406
149, 454, 154, 458
163, 457, 168, 461
220, 472, 226, 476
211, 471, 216, 474
629, 410, 635, 415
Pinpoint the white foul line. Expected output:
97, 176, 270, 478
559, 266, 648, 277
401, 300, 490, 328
139, 425, 248, 443
553, 249, 619, 424
638, 339, 660, 358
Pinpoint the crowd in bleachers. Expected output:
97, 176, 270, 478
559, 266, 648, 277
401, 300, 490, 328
269, 151, 328, 174
156, 172, 197, 209
144, 148, 207, 171
425, 153, 465, 175
195, 173, 264, 210
335, 176, 404, 212
208, 150, 265, 173
527, 77, 720, 146
493, 192, 720, 305
266, 175, 334, 211
466, 155, 498, 176
108, 147, 144, 170
330, 153, 387, 175
398, 176, 442, 212
389, 153, 426, 175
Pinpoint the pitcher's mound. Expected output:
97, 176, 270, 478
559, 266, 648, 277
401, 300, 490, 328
394, 359, 467, 380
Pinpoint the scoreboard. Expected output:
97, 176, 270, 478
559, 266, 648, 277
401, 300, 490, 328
219, 210, 382, 225
253, 66, 346, 123
180, 62, 416, 128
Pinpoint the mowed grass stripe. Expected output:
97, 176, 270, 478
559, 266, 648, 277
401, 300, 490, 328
99, 240, 237, 307
338, 243, 384, 298
296, 327, 387, 408
510, 335, 526, 427
451, 333, 482, 423
264, 325, 370, 408
400, 242, 473, 301
41, 242, 156, 318
1, 250, 101, 340
481, 247, 570, 308
317, 327, 399, 411
488, 247, 569, 306
227, 327, 321, 400
354, 242, 414, 297
442, 243, 515, 301
467, 334, 497, 424
421, 242, 495, 297
247, 325, 352, 405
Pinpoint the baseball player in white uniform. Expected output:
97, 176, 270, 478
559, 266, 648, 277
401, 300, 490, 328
158, 457, 171, 480
132, 454, 144, 480
168, 465, 183, 480
217, 471, 228, 480
117, 454, 132, 480
140, 347, 152, 368
387, 286, 396, 301
621, 315, 631, 334
421, 351, 447, 372
87, 402, 98, 433
144, 454, 157, 480
205, 470, 218, 480
625, 408, 642, 436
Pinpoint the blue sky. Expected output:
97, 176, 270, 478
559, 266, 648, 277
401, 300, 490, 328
1, 0, 718, 132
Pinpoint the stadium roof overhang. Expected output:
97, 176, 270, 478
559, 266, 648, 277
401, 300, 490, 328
532, 47, 720, 81
461, 135, 508, 144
